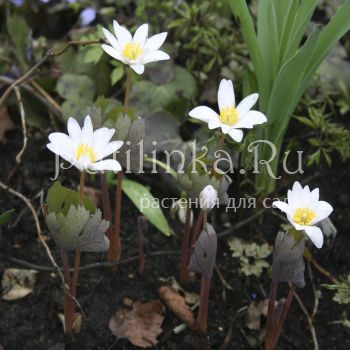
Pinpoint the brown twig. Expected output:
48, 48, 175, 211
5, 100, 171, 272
0, 39, 103, 107
303, 247, 339, 284
217, 208, 267, 238
0, 75, 61, 117
30, 80, 62, 114
214, 263, 233, 302
7, 87, 27, 180
0, 50, 54, 107
294, 291, 319, 350
0, 180, 85, 318
1, 250, 180, 272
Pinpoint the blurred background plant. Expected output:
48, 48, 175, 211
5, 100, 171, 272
1, 0, 350, 201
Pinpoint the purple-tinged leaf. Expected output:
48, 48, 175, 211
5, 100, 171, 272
272, 231, 305, 288
188, 223, 217, 276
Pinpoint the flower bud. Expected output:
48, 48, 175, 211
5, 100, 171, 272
199, 185, 218, 212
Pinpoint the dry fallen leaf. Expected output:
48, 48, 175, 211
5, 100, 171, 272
158, 286, 196, 328
109, 300, 165, 348
160, 276, 199, 305
2, 268, 38, 301
0, 106, 15, 141
245, 299, 269, 330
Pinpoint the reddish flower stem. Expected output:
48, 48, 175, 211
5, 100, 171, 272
265, 282, 277, 350
124, 67, 132, 112
190, 210, 204, 248
108, 171, 123, 262
138, 228, 145, 275
61, 250, 73, 336
265, 283, 295, 350
272, 285, 295, 349
71, 249, 81, 297
100, 173, 112, 220
196, 274, 212, 335
179, 205, 192, 285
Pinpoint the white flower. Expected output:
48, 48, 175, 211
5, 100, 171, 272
199, 185, 218, 212
47, 115, 123, 173
189, 79, 267, 142
101, 20, 170, 75
172, 199, 194, 225
273, 181, 333, 249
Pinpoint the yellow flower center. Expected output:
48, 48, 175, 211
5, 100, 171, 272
76, 143, 96, 162
219, 106, 239, 126
122, 42, 144, 60
293, 208, 316, 226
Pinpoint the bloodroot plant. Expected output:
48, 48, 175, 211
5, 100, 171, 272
188, 185, 218, 334
100, 20, 170, 263
45, 115, 123, 335
265, 182, 333, 350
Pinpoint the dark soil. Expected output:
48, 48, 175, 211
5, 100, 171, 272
1, 127, 350, 350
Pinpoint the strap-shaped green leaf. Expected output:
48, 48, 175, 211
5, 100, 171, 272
119, 178, 171, 236
0, 209, 15, 226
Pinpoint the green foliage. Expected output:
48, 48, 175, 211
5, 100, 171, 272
131, 65, 197, 118
136, 0, 234, 78
7, 15, 30, 71
46, 182, 96, 215
228, 238, 272, 277
295, 103, 350, 166
229, 0, 350, 194
0, 209, 15, 226
323, 276, 350, 304
110, 178, 171, 237
56, 73, 96, 120
111, 65, 124, 85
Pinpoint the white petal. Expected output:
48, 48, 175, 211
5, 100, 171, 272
304, 226, 324, 249
273, 200, 290, 214
113, 20, 132, 49
208, 118, 221, 130
77, 155, 92, 171
130, 64, 145, 74
67, 117, 81, 143
81, 115, 94, 144
236, 93, 259, 115
95, 141, 124, 161
141, 50, 170, 64
235, 111, 267, 129
287, 189, 297, 208
292, 181, 303, 192
228, 128, 243, 142
133, 23, 148, 47
189, 106, 219, 123
145, 32, 167, 51
48, 132, 70, 145
313, 201, 333, 224
293, 222, 306, 231
218, 79, 235, 111
310, 188, 319, 202
89, 159, 122, 172
102, 27, 120, 49
289, 181, 303, 207
93, 128, 115, 151
220, 124, 232, 134
101, 44, 126, 64
47, 142, 74, 165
